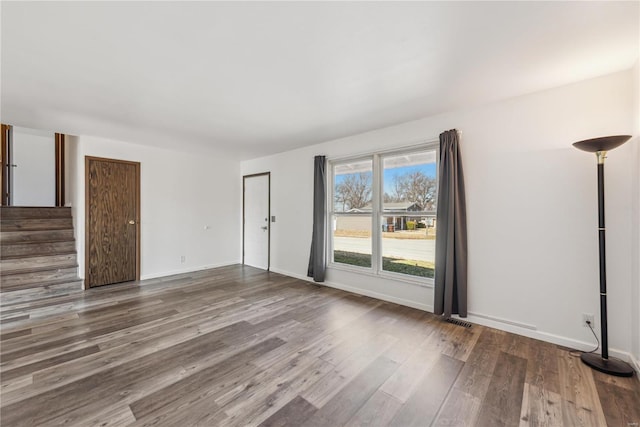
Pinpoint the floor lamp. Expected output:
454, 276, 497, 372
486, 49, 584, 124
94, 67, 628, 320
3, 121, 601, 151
573, 135, 634, 377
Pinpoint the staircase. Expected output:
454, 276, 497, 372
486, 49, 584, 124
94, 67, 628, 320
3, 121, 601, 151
1, 207, 82, 301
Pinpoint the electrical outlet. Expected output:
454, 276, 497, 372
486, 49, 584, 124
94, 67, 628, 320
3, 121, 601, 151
582, 313, 595, 328
180, 255, 186, 264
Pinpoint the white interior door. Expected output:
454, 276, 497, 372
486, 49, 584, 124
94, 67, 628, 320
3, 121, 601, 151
12, 127, 55, 206
243, 173, 270, 270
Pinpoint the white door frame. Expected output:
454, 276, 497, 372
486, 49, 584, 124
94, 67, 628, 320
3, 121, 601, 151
242, 172, 270, 270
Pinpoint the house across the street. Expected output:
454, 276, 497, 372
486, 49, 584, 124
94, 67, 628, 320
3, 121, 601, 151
336, 201, 434, 233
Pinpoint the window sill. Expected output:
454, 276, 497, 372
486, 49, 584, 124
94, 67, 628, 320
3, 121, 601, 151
328, 262, 434, 289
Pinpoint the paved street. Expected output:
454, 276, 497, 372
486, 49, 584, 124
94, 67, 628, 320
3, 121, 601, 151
334, 236, 435, 262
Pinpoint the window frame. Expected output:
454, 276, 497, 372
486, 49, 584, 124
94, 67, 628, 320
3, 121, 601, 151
329, 155, 375, 271
327, 140, 439, 287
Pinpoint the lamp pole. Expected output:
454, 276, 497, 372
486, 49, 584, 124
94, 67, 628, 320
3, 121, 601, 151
573, 135, 633, 377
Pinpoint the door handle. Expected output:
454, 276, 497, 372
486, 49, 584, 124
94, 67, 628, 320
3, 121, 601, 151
261, 226, 268, 230
128, 220, 136, 225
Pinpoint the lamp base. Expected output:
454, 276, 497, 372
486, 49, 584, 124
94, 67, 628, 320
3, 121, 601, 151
580, 353, 634, 377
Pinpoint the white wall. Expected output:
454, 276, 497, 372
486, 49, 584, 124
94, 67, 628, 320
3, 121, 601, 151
242, 69, 637, 360
65, 135, 241, 282
11, 126, 55, 206
631, 60, 640, 371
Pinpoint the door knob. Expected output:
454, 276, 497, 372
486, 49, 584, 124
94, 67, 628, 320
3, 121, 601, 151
261, 226, 268, 230
128, 220, 135, 225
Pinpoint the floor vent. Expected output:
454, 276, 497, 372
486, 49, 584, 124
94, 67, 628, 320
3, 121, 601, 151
446, 318, 473, 328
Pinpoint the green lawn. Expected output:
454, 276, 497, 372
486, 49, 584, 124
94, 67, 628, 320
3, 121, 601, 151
333, 250, 435, 278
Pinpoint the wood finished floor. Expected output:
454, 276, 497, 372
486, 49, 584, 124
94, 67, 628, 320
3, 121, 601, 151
1, 265, 638, 427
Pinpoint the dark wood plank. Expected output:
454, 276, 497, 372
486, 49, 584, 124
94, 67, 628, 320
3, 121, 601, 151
129, 336, 286, 419
445, 327, 503, 398
389, 354, 464, 427
1, 345, 100, 382
557, 351, 608, 426
259, 395, 318, 427
344, 390, 403, 427
0, 328, 229, 426
0, 314, 29, 324
433, 388, 481, 427
1, 308, 180, 362
301, 333, 397, 408
130, 397, 227, 426
524, 336, 561, 394
434, 327, 504, 426
215, 353, 333, 426
519, 383, 562, 427
595, 378, 640, 427
1, 328, 31, 341
302, 356, 399, 426
592, 366, 640, 391
475, 351, 528, 427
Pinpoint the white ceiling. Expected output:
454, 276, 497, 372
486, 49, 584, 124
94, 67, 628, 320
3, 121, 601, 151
1, 2, 638, 159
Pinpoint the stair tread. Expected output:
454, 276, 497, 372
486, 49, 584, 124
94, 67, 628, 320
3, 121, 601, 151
0, 277, 83, 293
1, 231, 74, 239
1, 253, 77, 262
1, 250, 78, 260
1, 264, 79, 276
1, 238, 76, 245
0, 207, 72, 220
1, 268, 80, 288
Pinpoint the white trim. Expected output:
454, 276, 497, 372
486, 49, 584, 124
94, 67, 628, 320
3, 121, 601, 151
326, 263, 434, 288
139, 261, 239, 281
372, 153, 382, 275
631, 354, 640, 376
377, 269, 435, 288
465, 311, 537, 331
326, 137, 439, 162
328, 261, 375, 276
448, 313, 634, 364
269, 266, 434, 312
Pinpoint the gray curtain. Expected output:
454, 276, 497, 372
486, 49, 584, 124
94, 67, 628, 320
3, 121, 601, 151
434, 129, 468, 317
307, 155, 326, 282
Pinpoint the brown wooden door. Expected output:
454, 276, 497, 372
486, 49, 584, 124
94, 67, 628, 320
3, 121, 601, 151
1, 124, 12, 206
86, 156, 140, 288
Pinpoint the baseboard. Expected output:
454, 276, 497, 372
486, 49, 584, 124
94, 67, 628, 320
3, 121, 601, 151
459, 312, 633, 363
631, 353, 640, 377
140, 261, 239, 281
269, 266, 636, 366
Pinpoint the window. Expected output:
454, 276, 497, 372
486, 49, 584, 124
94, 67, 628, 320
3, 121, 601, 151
331, 159, 373, 267
329, 144, 438, 283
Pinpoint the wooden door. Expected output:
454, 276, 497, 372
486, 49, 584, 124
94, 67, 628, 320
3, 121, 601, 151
86, 156, 140, 288
1, 124, 13, 206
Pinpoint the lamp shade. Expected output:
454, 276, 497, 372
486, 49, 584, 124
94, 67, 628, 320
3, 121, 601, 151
573, 135, 631, 152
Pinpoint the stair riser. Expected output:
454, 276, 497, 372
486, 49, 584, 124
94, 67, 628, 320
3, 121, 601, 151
0, 280, 83, 303
0, 207, 80, 296
1, 218, 73, 232
1, 241, 77, 259
1, 254, 78, 274
0, 229, 75, 243
0, 207, 72, 220
1, 267, 78, 289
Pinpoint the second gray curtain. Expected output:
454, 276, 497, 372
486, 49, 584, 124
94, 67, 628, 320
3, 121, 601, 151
307, 155, 326, 282
434, 129, 468, 317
